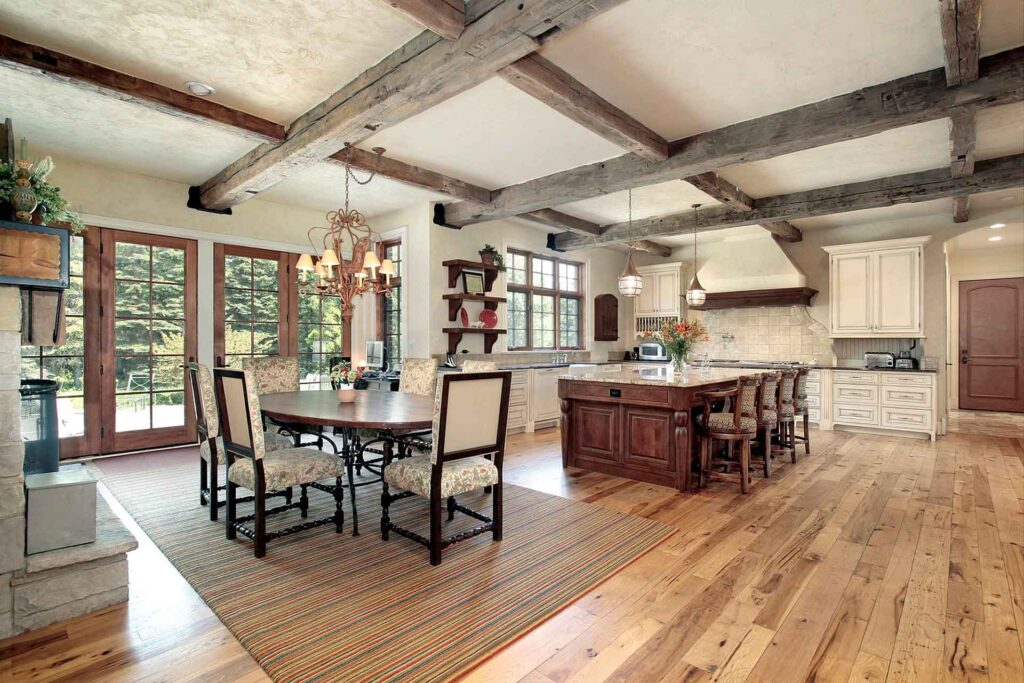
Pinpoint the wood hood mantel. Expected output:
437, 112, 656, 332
687, 287, 818, 310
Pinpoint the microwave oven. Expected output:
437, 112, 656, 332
638, 341, 668, 361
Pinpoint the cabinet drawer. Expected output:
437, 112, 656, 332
569, 382, 670, 406
833, 403, 879, 425
880, 407, 932, 432
880, 373, 933, 387
833, 384, 879, 405
832, 371, 879, 385
509, 385, 528, 406
805, 394, 821, 409
807, 408, 821, 423
506, 404, 528, 428
511, 371, 528, 385
806, 370, 822, 382
880, 385, 932, 409
804, 381, 821, 396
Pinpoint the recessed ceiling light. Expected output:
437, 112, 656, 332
988, 235, 1003, 242
989, 223, 1006, 229
184, 81, 216, 97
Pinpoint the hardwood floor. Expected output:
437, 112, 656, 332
2, 420, 1022, 682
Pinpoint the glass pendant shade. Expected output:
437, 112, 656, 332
320, 248, 340, 267
685, 273, 707, 306
296, 253, 315, 271
617, 250, 643, 298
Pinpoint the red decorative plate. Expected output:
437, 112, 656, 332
459, 307, 470, 327
479, 309, 498, 329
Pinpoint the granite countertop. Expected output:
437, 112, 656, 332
558, 366, 751, 388
439, 359, 661, 372
706, 361, 937, 374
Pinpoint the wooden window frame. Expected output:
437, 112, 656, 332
375, 238, 403, 366
506, 249, 584, 351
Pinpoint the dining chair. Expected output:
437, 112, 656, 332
392, 357, 439, 454
241, 355, 300, 394
753, 371, 781, 479
777, 369, 799, 462
793, 368, 812, 455
187, 362, 293, 520
380, 371, 512, 565
461, 360, 498, 372
213, 367, 346, 558
695, 375, 761, 493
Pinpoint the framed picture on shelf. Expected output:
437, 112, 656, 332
462, 271, 485, 295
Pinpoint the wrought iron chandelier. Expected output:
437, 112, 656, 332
295, 146, 395, 324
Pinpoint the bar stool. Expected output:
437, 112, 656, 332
777, 369, 798, 462
753, 371, 781, 478
793, 368, 812, 455
696, 375, 761, 494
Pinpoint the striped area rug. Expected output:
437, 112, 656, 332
95, 449, 673, 682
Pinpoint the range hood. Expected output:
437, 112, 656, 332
688, 287, 818, 310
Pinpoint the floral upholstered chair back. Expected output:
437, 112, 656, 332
188, 362, 220, 439
430, 372, 511, 465
213, 368, 266, 460
242, 356, 300, 395
399, 358, 438, 397
461, 360, 498, 373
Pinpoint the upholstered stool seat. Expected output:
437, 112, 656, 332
700, 413, 757, 433
759, 409, 778, 426
779, 403, 796, 418
200, 431, 291, 463
227, 447, 345, 492
384, 454, 499, 498
795, 398, 808, 411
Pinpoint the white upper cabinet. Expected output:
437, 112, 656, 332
634, 263, 682, 317
824, 237, 929, 338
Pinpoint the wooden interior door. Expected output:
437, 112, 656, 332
214, 244, 296, 367
959, 277, 1024, 413
100, 231, 198, 452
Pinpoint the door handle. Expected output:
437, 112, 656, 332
960, 349, 968, 365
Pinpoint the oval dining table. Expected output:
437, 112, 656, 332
260, 389, 434, 536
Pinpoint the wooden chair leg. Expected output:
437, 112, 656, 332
208, 454, 219, 521
447, 496, 456, 521
698, 436, 709, 488
226, 481, 237, 540
492, 479, 503, 541
739, 439, 751, 494
803, 414, 811, 454
430, 490, 443, 566
762, 428, 772, 478
254, 482, 267, 559
199, 457, 208, 506
789, 422, 797, 463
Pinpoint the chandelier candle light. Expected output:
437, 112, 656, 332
684, 203, 707, 306
617, 189, 644, 298
296, 146, 395, 323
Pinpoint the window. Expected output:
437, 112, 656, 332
218, 249, 283, 367
21, 234, 86, 440
506, 249, 584, 351
298, 292, 345, 389
376, 238, 402, 367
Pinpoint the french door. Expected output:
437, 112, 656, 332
213, 244, 296, 367
100, 231, 198, 452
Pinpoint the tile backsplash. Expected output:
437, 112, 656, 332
690, 306, 835, 364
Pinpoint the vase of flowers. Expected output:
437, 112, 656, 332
652, 318, 709, 374
330, 362, 364, 403
0, 154, 85, 232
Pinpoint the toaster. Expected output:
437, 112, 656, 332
864, 352, 895, 369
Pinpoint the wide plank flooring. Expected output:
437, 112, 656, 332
2, 420, 1022, 682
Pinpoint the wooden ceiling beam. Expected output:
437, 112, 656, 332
439, 47, 1024, 227
550, 154, 1024, 250
384, 0, 466, 41
328, 146, 491, 203
949, 108, 977, 223
629, 240, 672, 258
197, 0, 629, 211
500, 54, 669, 161
940, 0, 981, 86
0, 34, 284, 143
684, 171, 802, 242
519, 208, 600, 234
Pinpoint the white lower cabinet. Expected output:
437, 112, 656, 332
506, 371, 530, 434
532, 367, 563, 425
826, 369, 936, 440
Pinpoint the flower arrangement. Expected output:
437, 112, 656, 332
0, 156, 86, 233
330, 362, 364, 388
653, 318, 709, 369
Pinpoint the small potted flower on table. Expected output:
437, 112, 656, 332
330, 362, 364, 403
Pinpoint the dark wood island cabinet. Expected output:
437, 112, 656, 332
558, 368, 748, 492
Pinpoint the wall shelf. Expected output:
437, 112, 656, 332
442, 293, 506, 321
442, 259, 500, 291
442, 327, 506, 354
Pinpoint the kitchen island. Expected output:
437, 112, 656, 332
558, 367, 751, 492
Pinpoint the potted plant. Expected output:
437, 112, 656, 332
478, 244, 505, 270
330, 362, 364, 403
0, 156, 86, 232
653, 318, 709, 374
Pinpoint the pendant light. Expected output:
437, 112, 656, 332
684, 203, 707, 306
617, 189, 644, 298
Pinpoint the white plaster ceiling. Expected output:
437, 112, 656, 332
981, 0, 1024, 55
0, 68, 256, 184
718, 120, 953, 198
949, 223, 1024, 249
538, 0, 948, 141
553, 180, 722, 225
0, 0, 422, 123
257, 161, 448, 216
357, 78, 625, 189
976, 103, 1024, 160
